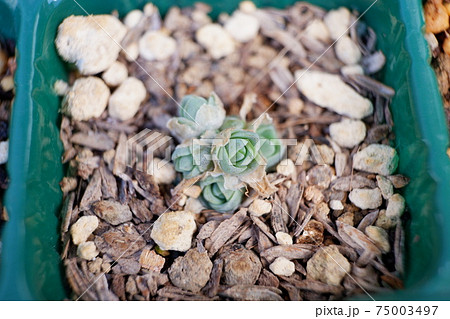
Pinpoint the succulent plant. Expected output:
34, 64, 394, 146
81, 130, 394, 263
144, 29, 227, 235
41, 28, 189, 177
214, 129, 263, 176
220, 115, 246, 130
167, 92, 226, 141
171, 139, 213, 179
199, 175, 244, 212
256, 123, 286, 169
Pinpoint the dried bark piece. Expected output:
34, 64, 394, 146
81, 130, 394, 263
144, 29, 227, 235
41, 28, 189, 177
92, 200, 132, 225
222, 246, 262, 285
280, 282, 302, 301
111, 275, 126, 301
115, 258, 141, 275
250, 215, 277, 243
128, 197, 153, 223
202, 257, 224, 298
70, 132, 115, 151
79, 170, 102, 211
168, 248, 213, 293
296, 220, 324, 245
136, 272, 169, 300
257, 269, 280, 288
271, 194, 288, 233
285, 181, 304, 219
94, 225, 146, 259
387, 174, 410, 188
139, 248, 165, 272
113, 133, 127, 177
330, 175, 376, 191
157, 286, 215, 301
261, 244, 316, 263
283, 275, 344, 295
337, 221, 382, 264
197, 220, 220, 240
220, 285, 283, 301
99, 163, 118, 199
205, 208, 248, 256
61, 192, 75, 234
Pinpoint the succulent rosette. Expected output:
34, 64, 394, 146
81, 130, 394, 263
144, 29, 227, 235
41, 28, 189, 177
171, 139, 213, 179
256, 123, 286, 169
213, 129, 263, 176
199, 175, 244, 212
167, 92, 226, 141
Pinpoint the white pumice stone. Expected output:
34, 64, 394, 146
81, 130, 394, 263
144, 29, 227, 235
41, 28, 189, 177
108, 77, 146, 121
0, 141, 8, 165
139, 31, 177, 61
196, 24, 236, 59
62, 77, 110, 121
323, 7, 352, 40
124, 9, 143, 28
147, 158, 176, 185
225, 11, 260, 43
249, 199, 272, 217
70, 216, 99, 245
102, 61, 128, 87
77, 241, 99, 260
295, 70, 373, 119
335, 35, 361, 65
329, 119, 366, 148
270, 257, 295, 276
55, 15, 127, 75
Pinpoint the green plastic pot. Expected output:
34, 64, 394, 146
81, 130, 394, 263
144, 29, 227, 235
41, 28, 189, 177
1, 0, 449, 300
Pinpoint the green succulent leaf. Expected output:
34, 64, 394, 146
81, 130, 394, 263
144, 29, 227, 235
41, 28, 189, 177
171, 139, 213, 179
256, 124, 286, 169
166, 117, 204, 141
214, 129, 263, 176
199, 175, 244, 212
220, 115, 246, 130
177, 93, 226, 132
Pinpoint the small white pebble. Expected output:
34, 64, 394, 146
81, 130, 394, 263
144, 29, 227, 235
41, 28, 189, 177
329, 200, 344, 210
239, 1, 257, 13
184, 197, 205, 214
324, 7, 351, 40
335, 35, 361, 65
269, 257, 295, 277
178, 194, 187, 207
77, 241, 99, 260
365, 226, 390, 253
329, 119, 366, 148
62, 77, 110, 121
123, 41, 139, 61
143, 3, 156, 16
70, 216, 99, 245
124, 9, 143, 28
102, 61, 128, 87
296, 70, 373, 119
304, 19, 330, 43
276, 232, 293, 245
287, 98, 304, 115
108, 77, 146, 121
276, 158, 296, 177
53, 80, 69, 96
386, 193, 405, 218
0, 141, 8, 165
316, 144, 335, 165
139, 31, 177, 61
376, 175, 394, 199
0, 75, 13, 92
147, 158, 176, 185
341, 64, 364, 76
183, 185, 202, 199
349, 188, 382, 210
225, 11, 259, 43
196, 24, 235, 59
249, 199, 272, 217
